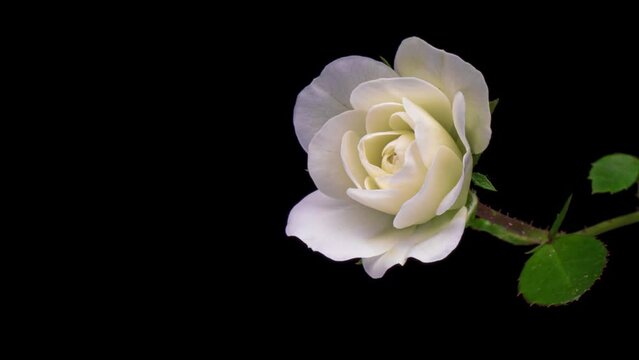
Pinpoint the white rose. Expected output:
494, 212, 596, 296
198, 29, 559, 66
287, 37, 492, 278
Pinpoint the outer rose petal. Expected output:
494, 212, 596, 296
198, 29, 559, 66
286, 191, 403, 261
294, 56, 398, 152
362, 207, 467, 279
394, 37, 491, 153
437, 92, 473, 215
308, 110, 366, 199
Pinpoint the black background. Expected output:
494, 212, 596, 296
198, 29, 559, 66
236, 16, 639, 333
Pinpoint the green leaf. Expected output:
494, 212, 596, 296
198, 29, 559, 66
471, 172, 497, 191
519, 234, 607, 306
589, 153, 639, 194
379, 56, 392, 68
549, 195, 572, 239
489, 98, 499, 114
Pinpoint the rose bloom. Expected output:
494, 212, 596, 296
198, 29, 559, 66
287, 37, 492, 278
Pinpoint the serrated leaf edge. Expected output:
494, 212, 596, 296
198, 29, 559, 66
518, 237, 608, 307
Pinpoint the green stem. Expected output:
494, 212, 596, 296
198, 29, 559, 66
574, 211, 639, 237
467, 202, 548, 246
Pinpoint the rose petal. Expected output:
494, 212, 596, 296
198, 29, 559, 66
393, 146, 462, 229
437, 92, 473, 215
394, 37, 491, 153
346, 188, 405, 215
359, 131, 403, 169
403, 97, 461, 167
356, 131, 401, 180
341, 130, 368, 189
347, 142, 426, 214
308, 110, 366, 199
410, 207, 467, 263
362, 207, 467, 278
374, 142, 426, 191
388, 112, 413, 131
365, 102, 403, 134
286, 191, 402, 261
350, 77, 453, 133
294, 56, 398, 151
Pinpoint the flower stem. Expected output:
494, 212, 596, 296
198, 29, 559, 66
467, 202, 548, 246
467, 199, 639, 245
574, 211, 639, 237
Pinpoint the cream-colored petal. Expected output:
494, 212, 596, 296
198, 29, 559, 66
364, 177, 379, 190
365, 102, 403, 134
341, 131, 367, 189
409, 207, 467, 263
362, 207, 467, 278
380, 133, 414, 173
437, 92, 473, 215
359, 132, 402, 167
346, 188, 405, 215
294, 56, 398, 151
393, 146, 462, 229
388, 112, 414, 131
357, 131, 403, 179
374, 142, 426, 192
350, 77, 453, 133
308, 110, 366, 199
286, 191, 401, 261
349, 141, 427, 214
403, 98, 461, 167
394, 37, 491, 153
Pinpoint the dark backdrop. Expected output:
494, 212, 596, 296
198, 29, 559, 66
239, 17, 639, 332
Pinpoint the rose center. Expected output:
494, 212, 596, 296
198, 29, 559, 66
380, 133, 414, 173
